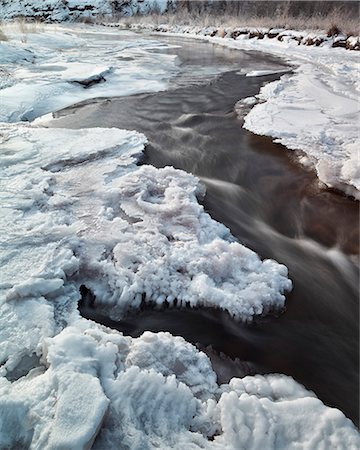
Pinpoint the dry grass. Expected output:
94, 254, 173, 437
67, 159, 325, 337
16, 17, 45, 34
111, 1, 359, 36
0, 18, 46, 43
0, 28, 8, 41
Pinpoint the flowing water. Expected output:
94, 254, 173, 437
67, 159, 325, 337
46, 35, 359, 425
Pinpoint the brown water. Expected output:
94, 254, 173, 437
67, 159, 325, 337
46, 36, 359, 425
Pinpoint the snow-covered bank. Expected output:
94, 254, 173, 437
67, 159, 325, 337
128, 23, 360, 199
0, 0, 169, 22
0, 26, 179, 122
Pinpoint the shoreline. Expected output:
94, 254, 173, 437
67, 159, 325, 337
103, 22, 360, 201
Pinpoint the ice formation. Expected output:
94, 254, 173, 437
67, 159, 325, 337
0, 124, 291, 321
1, 321, 359, 449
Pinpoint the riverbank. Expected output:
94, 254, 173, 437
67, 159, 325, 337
104, 21, 360, 200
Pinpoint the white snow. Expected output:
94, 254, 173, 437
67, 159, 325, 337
0, 26, 179, 122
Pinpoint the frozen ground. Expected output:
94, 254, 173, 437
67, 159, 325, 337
145, 25, 360, 199
0, 25, 359, 448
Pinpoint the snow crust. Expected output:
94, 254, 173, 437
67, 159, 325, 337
0, 26, 179, 122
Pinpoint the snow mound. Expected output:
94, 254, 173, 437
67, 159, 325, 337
0, 322, 359, 449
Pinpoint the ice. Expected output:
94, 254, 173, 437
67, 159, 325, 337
1, 321, 359, 449
0, 26, 179, 122
243, 64, 360, 199
0, 124, 291, 322
245, 69, 287, 77
223, 33, 360, 198
0, 123, 293, 447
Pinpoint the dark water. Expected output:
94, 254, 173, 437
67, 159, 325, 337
47, 36, 359, 425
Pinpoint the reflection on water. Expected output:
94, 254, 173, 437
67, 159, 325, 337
48, 36, 359, 425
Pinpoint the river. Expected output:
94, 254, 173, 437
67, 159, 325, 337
45, 34, 359, 425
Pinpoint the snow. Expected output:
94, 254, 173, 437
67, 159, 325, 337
148, 26, 360, 199
0, 26, 179, 122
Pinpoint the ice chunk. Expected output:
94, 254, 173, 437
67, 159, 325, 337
1, 124, 291, 321
47, 372, 109, 450
83, 165, 292, 320
1, 322, 358, 450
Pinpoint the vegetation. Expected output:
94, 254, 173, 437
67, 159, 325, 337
117, 0, 359, 36
0, 27, 8, 40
